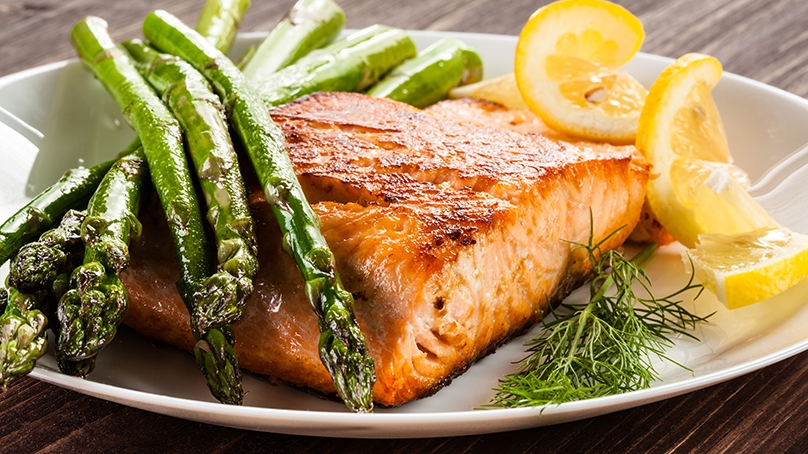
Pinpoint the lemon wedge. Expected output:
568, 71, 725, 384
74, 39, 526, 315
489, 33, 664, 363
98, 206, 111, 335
689, 228, 808, 309
638, 52, 808, 308
514, 0, 646, 144
637, 53, 775, 248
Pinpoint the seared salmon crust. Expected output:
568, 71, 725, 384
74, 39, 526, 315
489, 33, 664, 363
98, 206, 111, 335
427, 97, 674, 246
121, 92, 649, 407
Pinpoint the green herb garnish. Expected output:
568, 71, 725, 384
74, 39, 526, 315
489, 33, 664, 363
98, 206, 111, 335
488, 223, 709, 408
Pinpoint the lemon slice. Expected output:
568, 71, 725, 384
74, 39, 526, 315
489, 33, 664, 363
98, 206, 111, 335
449, 73, 528, 109
515, 0, 646, 144
689, 228, 808, 309
637, 53, 775, 249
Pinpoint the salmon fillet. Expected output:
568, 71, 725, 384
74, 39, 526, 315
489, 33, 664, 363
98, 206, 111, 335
121, 92, 649, 407
427, 98, 675, 246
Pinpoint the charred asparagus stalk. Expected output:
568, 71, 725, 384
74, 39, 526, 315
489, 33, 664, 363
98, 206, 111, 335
367, 38, 484, 108
0, 160, 115, 267
255, 24, 417, 107
241, 0, 344, 81
56, 149, 148, 376
195, 0, 251, 54
143, 10, 379, 412
0, 210, 86, 389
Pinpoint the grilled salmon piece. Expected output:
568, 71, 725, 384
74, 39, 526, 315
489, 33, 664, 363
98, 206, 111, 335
121, 92, 648, 407
427, 98, 675, 246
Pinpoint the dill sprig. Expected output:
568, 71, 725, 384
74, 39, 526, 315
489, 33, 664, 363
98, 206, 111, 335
488, 222, 709, 408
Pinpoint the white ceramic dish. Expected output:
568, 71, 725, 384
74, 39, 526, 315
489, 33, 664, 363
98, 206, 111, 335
2, 30, 808, 439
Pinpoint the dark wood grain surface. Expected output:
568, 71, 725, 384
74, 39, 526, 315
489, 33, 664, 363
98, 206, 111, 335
3, 0, 808, 452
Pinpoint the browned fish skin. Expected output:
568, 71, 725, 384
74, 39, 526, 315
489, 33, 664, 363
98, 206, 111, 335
121, 93, 648, 407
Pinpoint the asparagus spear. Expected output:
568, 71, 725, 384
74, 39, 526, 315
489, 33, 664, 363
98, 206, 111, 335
0, 210, 86, 389
195, 0, 251, 54
367, 38, 484, 108
71, 17, 212, 310
0, 159, 115, 267
123, 40, 257, 402
56, 149, 148, 375
70, 18, 256, 403
241, 0, 344, 82
144, 10, 379, 412
256, 24, 417, 107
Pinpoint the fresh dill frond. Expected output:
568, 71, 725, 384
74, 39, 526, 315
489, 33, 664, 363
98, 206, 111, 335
487, 222, 709, 409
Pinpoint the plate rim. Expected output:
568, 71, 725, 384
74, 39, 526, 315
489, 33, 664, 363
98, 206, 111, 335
2, 29, 807, 438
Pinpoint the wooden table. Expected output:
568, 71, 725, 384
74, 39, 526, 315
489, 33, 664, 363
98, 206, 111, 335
3, 0, 808, 452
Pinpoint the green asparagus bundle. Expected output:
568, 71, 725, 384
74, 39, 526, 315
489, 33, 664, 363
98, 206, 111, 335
195, 0, 251, 53
256, 24, 417, 107
56, 149, 148, 376
124, 40, 257, 336
70, 18, 250, 402
0, 138, 142, 385
123, 39, 259, 403
241, 0, 344, 81
71, 17, 213, 303
0, 210, 86, 389
70, 0, 257, 404
71, 17, 210, 308
132, 0, 252, 403
367, 37, 484, 108
143, 10, 383, 412
0, 0, 251, 393
0, 159, 115, 267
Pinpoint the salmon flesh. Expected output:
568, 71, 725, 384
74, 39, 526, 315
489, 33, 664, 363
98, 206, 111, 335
121, 93, 649, 407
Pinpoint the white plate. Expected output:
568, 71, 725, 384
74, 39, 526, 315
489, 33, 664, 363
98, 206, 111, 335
2, 30, 808, 439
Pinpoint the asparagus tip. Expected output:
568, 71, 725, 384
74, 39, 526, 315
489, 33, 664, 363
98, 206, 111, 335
9, 243, 67, 294
57, 355, 96, 378
0, 309, 49, 389
194, 328, 244, 405
192, 272, 252, 336
56, 263, 127, 362
319, 329, 376, 413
